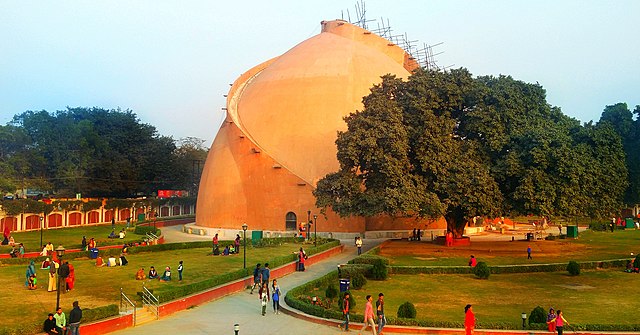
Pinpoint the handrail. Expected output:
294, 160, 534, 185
146, 232, 159, 240
120, 288, 137, 326
142, 283, 160, 320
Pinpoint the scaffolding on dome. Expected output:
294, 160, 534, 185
341, 0, 445, 71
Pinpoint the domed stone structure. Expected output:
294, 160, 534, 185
195, 20, 445, 235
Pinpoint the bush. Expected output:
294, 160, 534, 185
348, 254, 390, 265
567, 260, 580, 276
370, 258, 388, 280
397, 301, 417, 319
325, 284, 338, 300
474, 261, 490, 279
338, 291, 356, 311
529, 306, 546, 325
351, 272, 367, 289
634, 255, 640, 269
134, 225, 160, 236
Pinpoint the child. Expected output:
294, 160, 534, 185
28, 274, 37, 290
178, 261, 184, 281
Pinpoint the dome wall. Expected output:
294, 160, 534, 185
196, 20, 419, 233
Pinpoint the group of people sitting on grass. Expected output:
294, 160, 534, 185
108, 228, 127, 239
625, 255, 640, 273
43, 302, 82, 335
8, 242, 25, 258
135, 262, 183, 282
212, 234, 242, 256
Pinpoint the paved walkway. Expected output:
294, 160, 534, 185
111, 237, 402, 335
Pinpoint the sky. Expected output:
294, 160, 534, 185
1, 0, 638, 146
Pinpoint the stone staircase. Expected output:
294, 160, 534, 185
135, 306, 157, 326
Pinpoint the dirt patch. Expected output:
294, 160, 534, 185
379, 240, 587, 259
558, 283, 595, 290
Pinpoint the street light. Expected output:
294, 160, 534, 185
39, 216, 44, 251
313, 214, 318, 247
521, 312, 527, 329
306, 210, 311, 241
242, 223, 248, 269
234, 323, 240, 335
55, 245, 66, 310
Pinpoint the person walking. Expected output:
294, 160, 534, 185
259, 282, 270, 316
356, 237, 363, 255
359, 295, 377, 335
177, 261, 184, 281
68, 301, 82, 335
298, 248, 307, 271
338, 292, 350, 332
262, 263, 271, 286
272, 279, 281, 314
376, 293, 386, 335
550, 310, 570, 335
250, 263, 262, 294
464, 304, 475, 335
527, 245, 532, 260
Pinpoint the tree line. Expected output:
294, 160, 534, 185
314, 68, 638, 235
0, 107, 208, 198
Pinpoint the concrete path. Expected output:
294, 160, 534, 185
111, 237, 402, 335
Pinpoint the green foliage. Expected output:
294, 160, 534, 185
314, 69, 628, 235
370, 258, 389, 280
134, 225, 161, 236
567, 260, 581, 276
348, 253, 390, 265
529, 306, 546, 325
325, 284, 338, 300
474, 261, 490, 279
350, 272, 367, 289
397, 301, 417, 319
635, 255, 640, 269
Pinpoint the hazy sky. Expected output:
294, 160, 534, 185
1, 1, 638, 146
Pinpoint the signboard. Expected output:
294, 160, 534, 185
157, 190, 187, 198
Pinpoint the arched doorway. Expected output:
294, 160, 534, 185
47, 213, 63, 228
104, 210, 114, 223
172, 205, 181, 216
1, 217, 18, 232
285, 212, 297, 231
160, 206, 169, 217
24, 215, 40, 230
68, 212, 82, 226
88, 211, 100, 224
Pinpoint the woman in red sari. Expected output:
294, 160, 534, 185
464, 304, 475, 335
65, 262, 75, 291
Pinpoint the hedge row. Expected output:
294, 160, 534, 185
0, 304, 119, 335
390, 258, 630, 275
347, 253, 390, 265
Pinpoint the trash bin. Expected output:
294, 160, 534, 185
89, 248, 99, 259
625, 218, 635, 229
251, 230, 263, 245
566, 226, 578, 238
339, 278, 350, 292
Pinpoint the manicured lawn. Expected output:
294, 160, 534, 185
382, 230, 640, 267
1, 242, 305, 331
309, 270, 640, 327
1, 223, 143, 253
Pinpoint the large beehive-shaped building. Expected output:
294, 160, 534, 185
195, 20, 445, 234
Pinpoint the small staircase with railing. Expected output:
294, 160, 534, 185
120, 284, 160, 327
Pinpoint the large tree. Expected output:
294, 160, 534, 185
315, 69, 627, 236
597, 103, 640, 205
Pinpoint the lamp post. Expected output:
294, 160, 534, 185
234, 323, 240, 335
39, 216, 44, 250
313, 214, 318, 247
242, 223, 248, 269
55, 245, 66, 310
521, 312, 527, 329
306, 210, 311, 241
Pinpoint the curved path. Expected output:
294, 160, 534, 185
110, 237, 401, 335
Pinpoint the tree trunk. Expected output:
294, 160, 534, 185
445, 207, 466, 238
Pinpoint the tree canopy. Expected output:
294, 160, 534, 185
0, 107, 208, 198
314, 69, 628, 235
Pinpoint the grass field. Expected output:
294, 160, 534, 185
0, 242, 304, 329
1, 223, 144, 254
381, 230, 640, 267
345, 270, 640, 326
